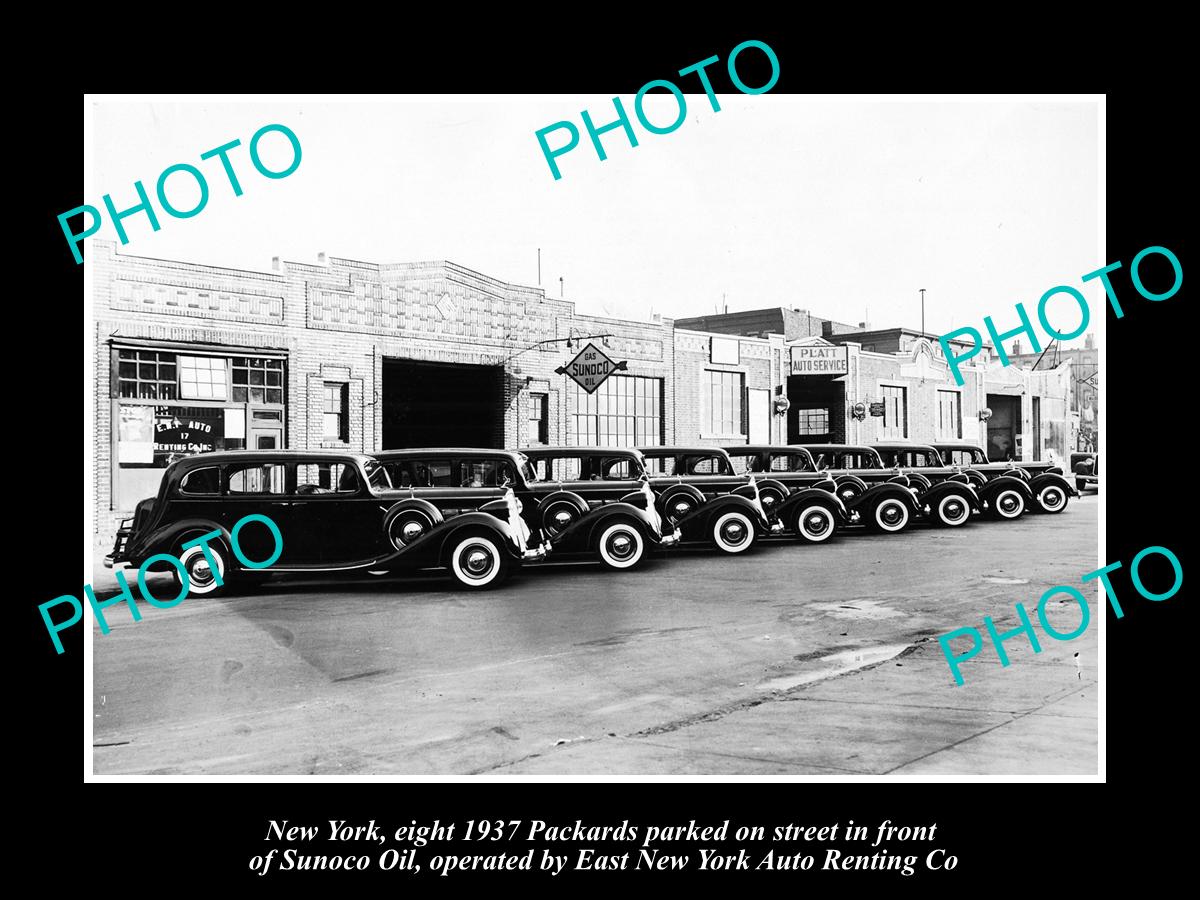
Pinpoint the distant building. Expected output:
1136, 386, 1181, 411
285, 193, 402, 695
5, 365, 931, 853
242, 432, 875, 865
1006, 334, 1098, 452
675, 307, 863, 341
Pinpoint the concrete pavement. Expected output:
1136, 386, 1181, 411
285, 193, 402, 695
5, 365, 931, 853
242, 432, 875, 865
91, 495, 1099, 776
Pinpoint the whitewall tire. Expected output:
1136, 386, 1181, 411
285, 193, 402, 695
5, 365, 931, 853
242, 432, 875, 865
1036, 485, 1068, 514
449, 536, 507, 589
712, 511, 755, 554
176, 542, 227, 596
794, 505, 837, 543
871, 498, 910, 533
991, 489, 1026, 520
935, 493, 972, 528
596, 521, 645, 570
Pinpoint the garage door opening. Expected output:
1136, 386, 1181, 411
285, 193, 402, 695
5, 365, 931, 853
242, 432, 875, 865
382, 359, 504, 449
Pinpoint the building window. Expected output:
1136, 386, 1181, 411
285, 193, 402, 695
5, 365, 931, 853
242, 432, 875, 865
179, 355, 229, 400
936, 389, 962, 440
571, 375, 662, 447
323, 382, 349, 442
232, 357, 284, 404
528, 392, 549, 444
881, 385, 908, 439
796, 407, 830, 435
705, 370, 743, 435
117, 349, 177, 400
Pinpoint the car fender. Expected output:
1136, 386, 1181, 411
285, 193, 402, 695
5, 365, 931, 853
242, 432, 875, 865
136, 518, 235, 570
1030, 471, 1079, 498
979, 474, 1035, 503
575, 502, 657, 549
432, 512, 526, 565
851, 481, 922, 513
691, 493, 771, 531
922, 480, 982, 513
775, 487, 849, 523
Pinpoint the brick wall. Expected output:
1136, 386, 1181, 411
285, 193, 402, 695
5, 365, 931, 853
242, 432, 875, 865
92, 242, 675, 540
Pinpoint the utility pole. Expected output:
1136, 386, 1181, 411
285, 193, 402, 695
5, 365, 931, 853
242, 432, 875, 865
920, 288, 926, 335
537, 248, 541, 285
559, 276, 564, 298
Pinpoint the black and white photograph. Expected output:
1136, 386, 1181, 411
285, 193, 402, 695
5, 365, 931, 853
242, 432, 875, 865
81, 92, 1104, 779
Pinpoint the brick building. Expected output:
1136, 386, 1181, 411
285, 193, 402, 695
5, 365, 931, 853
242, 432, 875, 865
1006, 335, 1099, 452
668, 317, 1071, 464
93, 241, 676, 539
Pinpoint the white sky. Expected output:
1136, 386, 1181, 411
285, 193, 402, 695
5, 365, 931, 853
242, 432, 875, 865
91, 97, 1099, 336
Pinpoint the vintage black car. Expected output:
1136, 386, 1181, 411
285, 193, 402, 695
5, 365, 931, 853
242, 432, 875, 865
106, 450, 547, 594
636, 446, 783, 552
794, 444, 928, 533
804, 443, 982, 529
927, 441, 1077, 515
506, 446, 681, 569
1070, 451, 1099, 493
716, 445, 853, 541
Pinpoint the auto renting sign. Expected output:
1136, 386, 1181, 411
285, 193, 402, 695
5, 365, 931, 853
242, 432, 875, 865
557, 342, 628, 394
790, 345, 848, 375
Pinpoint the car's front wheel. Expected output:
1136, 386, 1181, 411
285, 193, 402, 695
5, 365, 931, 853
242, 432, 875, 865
448, 535, 509, 590
989, 489, 1026, 520
869, 497, 911, 533
596, 520, 646, 570
712, 511, 756, 553
792, 505, 837, 543
1035, 484, 1069, 514
175, 540, 228, 597
932, 492, 973, 528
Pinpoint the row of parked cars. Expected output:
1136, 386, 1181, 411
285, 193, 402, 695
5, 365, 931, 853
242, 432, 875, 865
106, 441, 1080, 594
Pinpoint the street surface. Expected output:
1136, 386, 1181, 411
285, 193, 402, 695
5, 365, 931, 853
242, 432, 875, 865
92, 495, 1099, 775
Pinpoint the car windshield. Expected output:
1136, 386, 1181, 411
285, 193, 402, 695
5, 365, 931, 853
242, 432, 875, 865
364, 459, 392, 491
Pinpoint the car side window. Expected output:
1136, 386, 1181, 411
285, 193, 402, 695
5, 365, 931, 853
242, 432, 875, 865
686, 456, 718, 474
296, 462, 360, 494
179, 466, 220, 495
461, 459, 515, 487
600, 457, 634, 480
227, 463, 286, 494
408, 460, 454, 487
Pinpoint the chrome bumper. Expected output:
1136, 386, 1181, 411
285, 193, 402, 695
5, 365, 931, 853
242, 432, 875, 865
522, 541, 552, 563
103, 555, 115, 569
770, 520, 785, 534
659, 528, 682, 547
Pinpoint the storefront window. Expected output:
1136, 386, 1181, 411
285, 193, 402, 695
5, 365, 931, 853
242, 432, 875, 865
179, 355, 229, 400
112, 346, 287, 512
232, 357, 284, 404
117, 349, 177, 400
571, 375, 662, 447
705, 370, 743, 435
796, 408, 829, 435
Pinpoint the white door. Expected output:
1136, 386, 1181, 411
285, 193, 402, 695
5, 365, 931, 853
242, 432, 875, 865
748, 388, 771, 443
